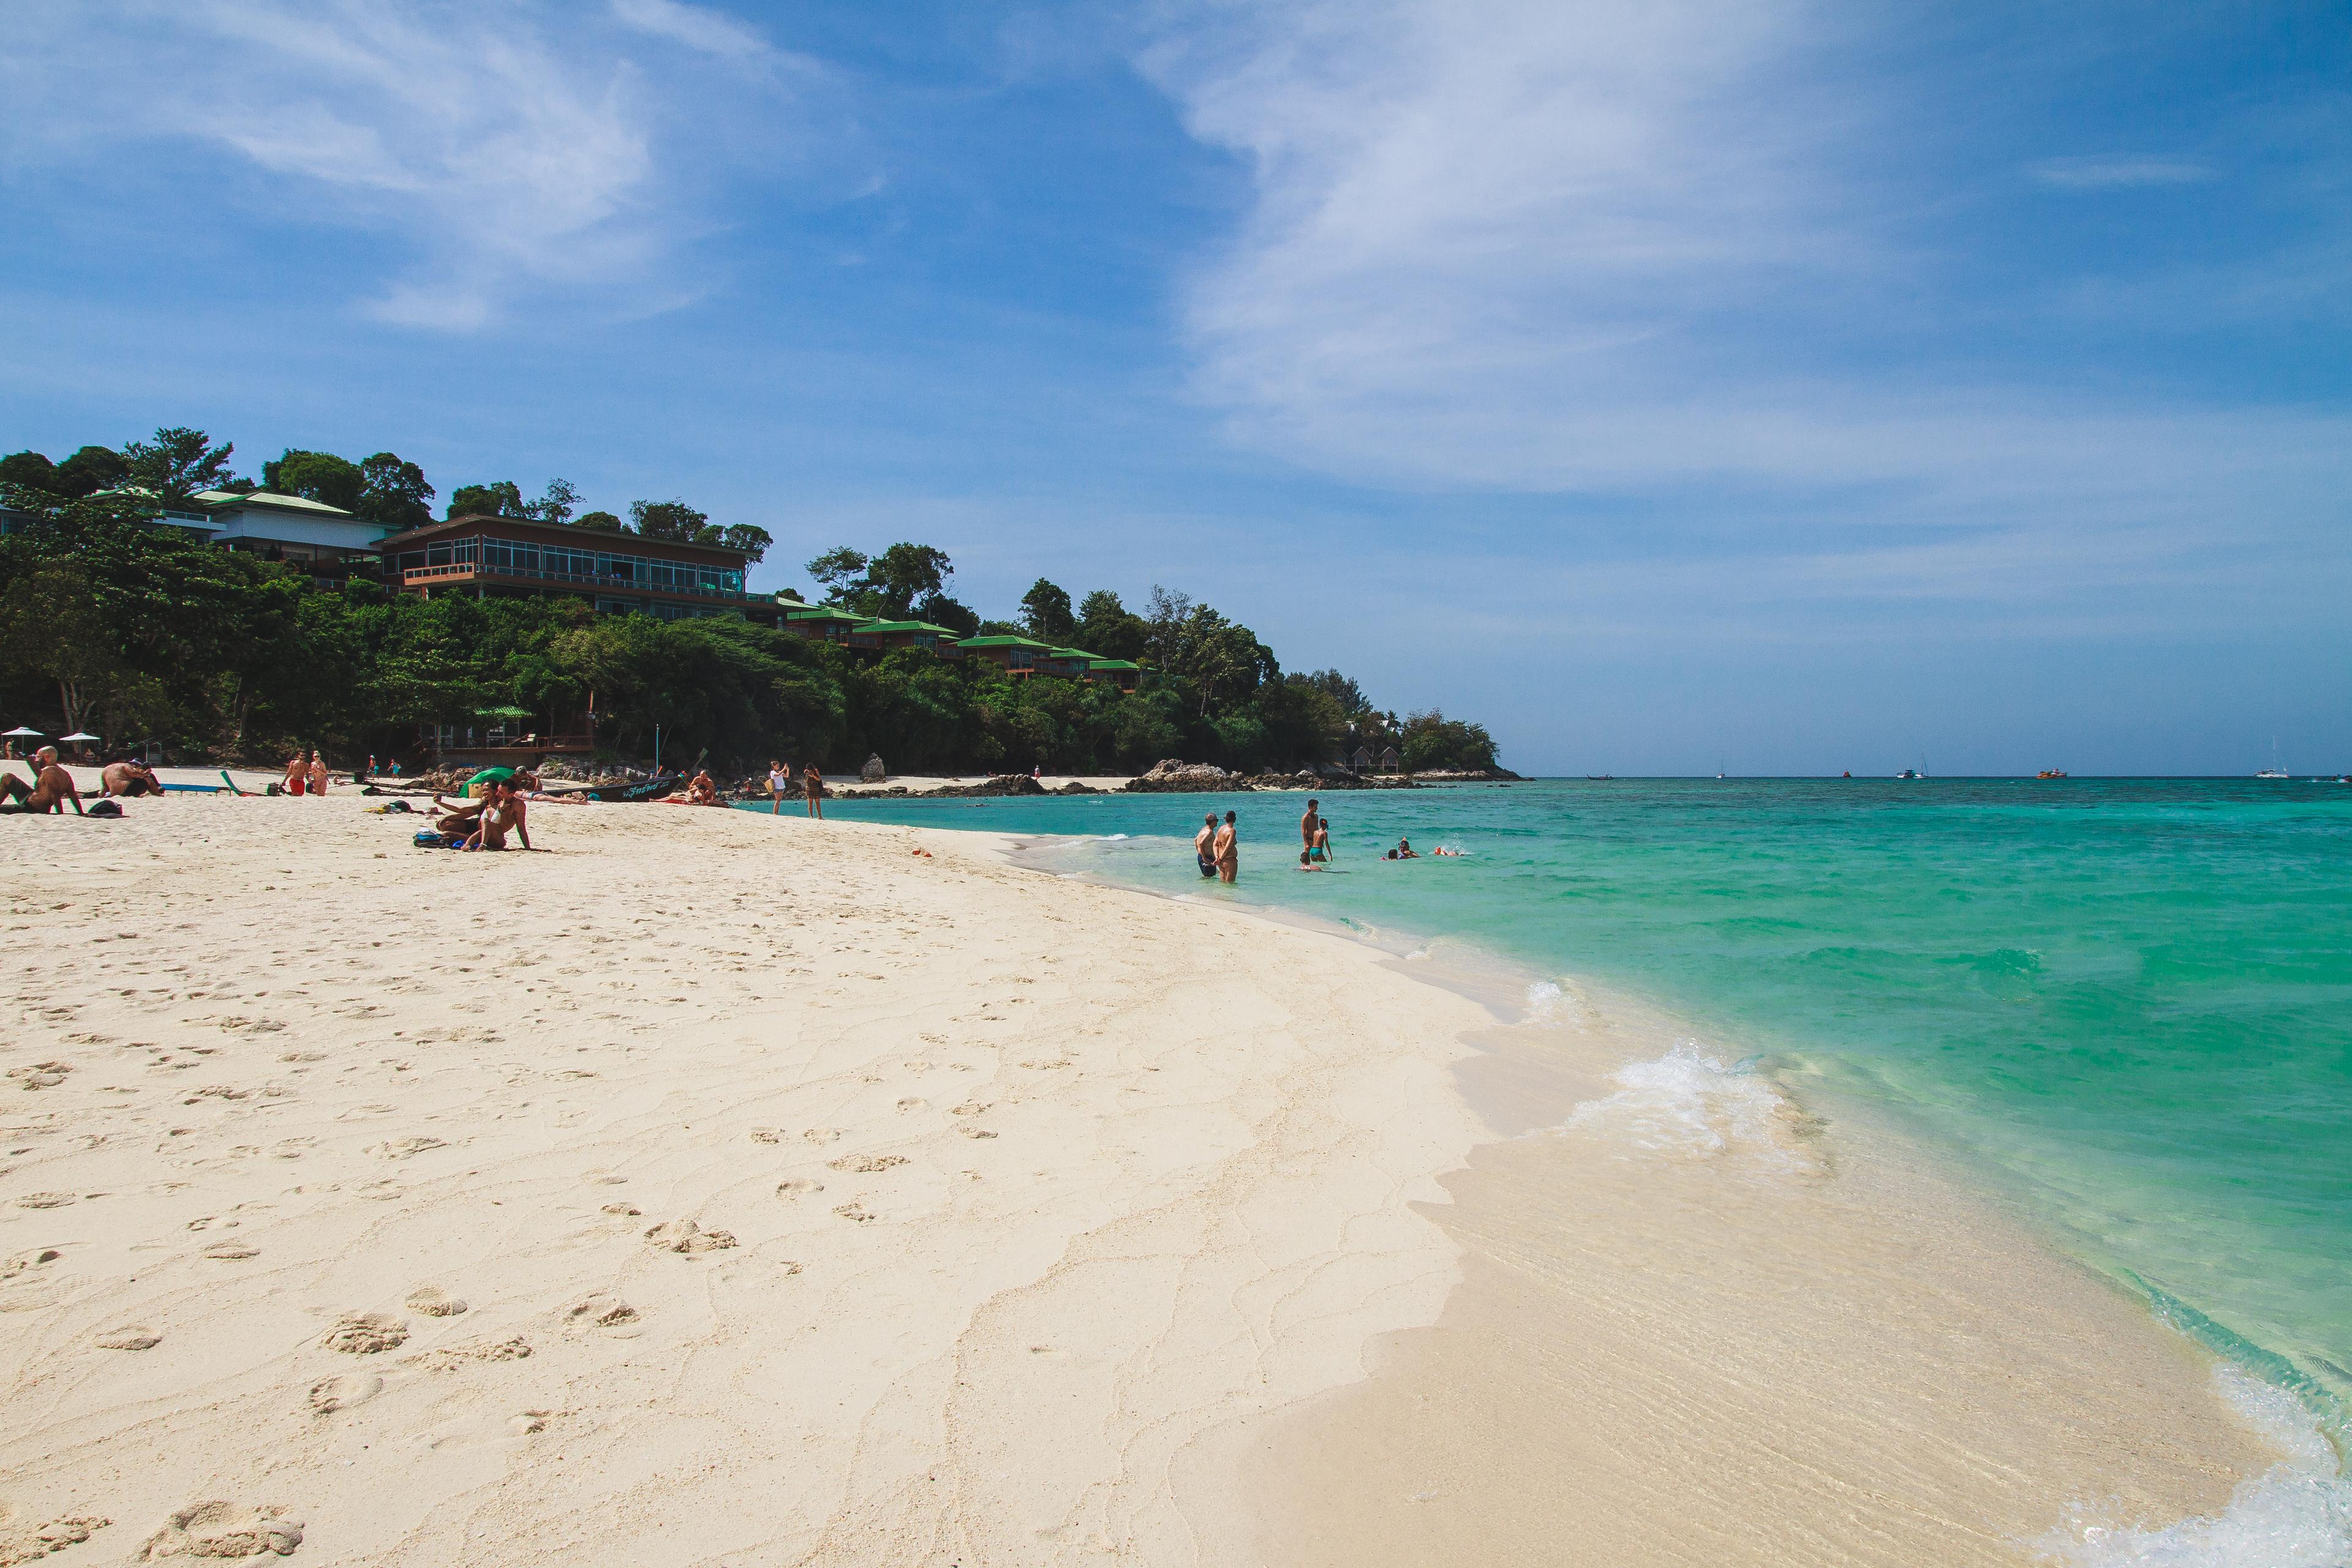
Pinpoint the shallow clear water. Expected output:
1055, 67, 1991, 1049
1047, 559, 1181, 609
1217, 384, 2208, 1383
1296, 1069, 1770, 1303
760, 777, 2352, 1434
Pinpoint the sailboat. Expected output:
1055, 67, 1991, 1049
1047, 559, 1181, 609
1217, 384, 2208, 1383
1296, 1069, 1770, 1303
2257, 737, 2288, 780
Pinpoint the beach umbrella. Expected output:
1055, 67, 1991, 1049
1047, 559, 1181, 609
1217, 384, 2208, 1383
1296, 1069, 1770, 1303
59, 731, 101, 742
3, 726, 43, 738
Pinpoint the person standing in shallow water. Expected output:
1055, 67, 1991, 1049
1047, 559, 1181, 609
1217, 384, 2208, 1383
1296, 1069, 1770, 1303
1213, 810, 1238, 884
1194, 813, 1218, 878
1300, 797, 1319, 856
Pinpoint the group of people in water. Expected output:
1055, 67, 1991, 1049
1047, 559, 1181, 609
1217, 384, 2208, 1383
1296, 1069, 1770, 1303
1191, 796, 1460, 882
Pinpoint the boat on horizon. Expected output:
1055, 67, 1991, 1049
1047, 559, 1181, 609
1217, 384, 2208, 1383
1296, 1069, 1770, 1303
2037, 769, 2067, 779
1896, 768, 1920, 780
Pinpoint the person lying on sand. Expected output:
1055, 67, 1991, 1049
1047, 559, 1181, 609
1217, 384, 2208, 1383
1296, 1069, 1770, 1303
102, 759, 164, 797
462, 781, 532, 851
1, 747, 83, 815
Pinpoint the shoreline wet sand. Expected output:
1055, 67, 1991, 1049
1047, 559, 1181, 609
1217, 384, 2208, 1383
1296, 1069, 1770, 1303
1, 794, 2296, 1564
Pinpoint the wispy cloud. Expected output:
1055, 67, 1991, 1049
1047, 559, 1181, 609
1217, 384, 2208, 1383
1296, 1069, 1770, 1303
2029, 156, 2214, 190
1135, 0, 2345, 529
1, 0, 834, 332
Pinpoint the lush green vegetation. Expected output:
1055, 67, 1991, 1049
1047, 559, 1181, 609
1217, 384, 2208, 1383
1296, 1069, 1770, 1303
0, 432, 1500, 777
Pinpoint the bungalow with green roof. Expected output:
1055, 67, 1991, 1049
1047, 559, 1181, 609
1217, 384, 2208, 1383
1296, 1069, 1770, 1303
952, 633, 1053, 675
1085, 658, 1142, 692
195, 489, 393, 586
776, 603, 868, 643
848, 619, 962, 652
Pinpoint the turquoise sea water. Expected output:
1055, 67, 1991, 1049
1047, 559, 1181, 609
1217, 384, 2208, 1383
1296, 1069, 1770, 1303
757, 778, 2352, 1444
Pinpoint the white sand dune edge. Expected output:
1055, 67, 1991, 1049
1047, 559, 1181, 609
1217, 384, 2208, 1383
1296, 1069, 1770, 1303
0, 796, 1491, 1566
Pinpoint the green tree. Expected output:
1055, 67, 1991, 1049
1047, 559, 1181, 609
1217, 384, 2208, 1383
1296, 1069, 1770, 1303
1398, 709, 1498, 772
123, 428, 239, 507
1074, 589, 1149, 663
0, 561, 121, 736
448, 481, 527, 519
526, 478, 581, 525
0, 451, 60, 494
630, 499, 713, 544
575, 510, 625, 532
54, 445, 129, 499
356, 453, 435, 530
1019, 578, 1076, 643
718, 523, 772, 564
807, 543, 955, 620
264, 450, 366, 510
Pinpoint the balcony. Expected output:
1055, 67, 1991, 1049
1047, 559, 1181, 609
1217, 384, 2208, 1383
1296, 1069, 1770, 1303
398, 561, 745, 601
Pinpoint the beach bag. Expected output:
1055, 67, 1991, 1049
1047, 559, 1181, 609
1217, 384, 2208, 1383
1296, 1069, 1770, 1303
86, 799, 123, 818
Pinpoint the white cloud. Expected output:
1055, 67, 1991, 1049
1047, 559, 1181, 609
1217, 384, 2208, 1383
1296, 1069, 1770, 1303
609, 0, 780, 66
2029, 156, 2214, 190
2, 0, 824, 331
1136, 0, 2345, 524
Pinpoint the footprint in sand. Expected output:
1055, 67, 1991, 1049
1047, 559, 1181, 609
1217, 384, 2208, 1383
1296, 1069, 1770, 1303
801, 1128, 841, 1145
200, 1242, 258, 1261
321, 1314, 408, 1354
774, 1179, 824, 1199
748, 1128, 781, 1144
97, 1327, 162, 1351
564, 1292, 639, 1329
139, 1502, 301, 1561
832, 1202, 875, 1223
409, 1337, 532, 1370
270, 1139, 314, 1160
404, 1286, 466, 1317
7, 1063, 70, 1090
959, 1127, 999, 1139
643, 1220, 736, 1256
896, 1098, 927, 1112
0, 1509, 109, 1562
600, 1202, 641, 1218
277, 1051, 326, 1063
827, 1153, 908, 1174
949, 1102, 992, 1117
307, 1372, 382, 1414
368, 1137, 445, 1160
15, 1193, 75, 1210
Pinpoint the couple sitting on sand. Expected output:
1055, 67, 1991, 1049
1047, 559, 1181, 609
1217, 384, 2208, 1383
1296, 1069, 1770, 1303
429, 777, 533, 851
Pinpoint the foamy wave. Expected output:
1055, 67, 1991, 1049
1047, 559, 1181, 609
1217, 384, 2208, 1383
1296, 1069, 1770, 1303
1539, 1041, 1819, 1173
2041, 1368, 2351, 1567
1524, 980, 1565, 1021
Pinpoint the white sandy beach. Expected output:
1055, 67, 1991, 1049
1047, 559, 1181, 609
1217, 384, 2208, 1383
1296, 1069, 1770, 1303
1, 792, 2287, 1566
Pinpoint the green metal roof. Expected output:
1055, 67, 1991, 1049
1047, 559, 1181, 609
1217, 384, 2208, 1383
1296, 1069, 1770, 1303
1046, 647, 1102, 662
956, 634, 1052, 649
194, 488, 361, 518
781, 604, 866, 622
857, 619, 960, 636
1085, 658, 1141, 671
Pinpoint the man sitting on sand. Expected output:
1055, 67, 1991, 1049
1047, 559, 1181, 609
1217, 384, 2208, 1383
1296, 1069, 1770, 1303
430, 794, 486, 837
1213, 810, 1238, 884
1194, 813, 1218, 878
102, 758, 164, 797
1, 746, 84, 815
462, 780, 532, 851
685, 768, 718, 806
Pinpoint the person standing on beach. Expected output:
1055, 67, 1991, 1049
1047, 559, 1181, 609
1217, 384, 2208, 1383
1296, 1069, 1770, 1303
1194, 813, 1218, 878
768, 760, 791, 815
284, 752, 306, 796
1213, 810, 1238, 884
802, 763, 824, 819
308, 751, 328, 796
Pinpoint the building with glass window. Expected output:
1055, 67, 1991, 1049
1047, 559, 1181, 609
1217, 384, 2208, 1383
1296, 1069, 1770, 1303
374, 515, 751, 618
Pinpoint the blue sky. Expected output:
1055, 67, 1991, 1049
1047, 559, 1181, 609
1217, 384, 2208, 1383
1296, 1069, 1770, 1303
2, 1, 2345, 775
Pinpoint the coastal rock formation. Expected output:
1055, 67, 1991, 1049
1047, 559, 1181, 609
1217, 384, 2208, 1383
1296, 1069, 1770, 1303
925, 775, 1049, 799
861, 754, 887, 783
1125, 760, 1249, 793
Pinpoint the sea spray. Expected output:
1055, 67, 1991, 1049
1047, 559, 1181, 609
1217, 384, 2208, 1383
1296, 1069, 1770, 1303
2041, 1368, 2352, 1567
1540, 1041, 1820, 1174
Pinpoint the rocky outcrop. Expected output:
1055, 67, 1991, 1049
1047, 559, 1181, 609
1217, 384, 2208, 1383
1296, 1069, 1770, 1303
1123, 760, 1249, 793
861, 754, 887, 783
924, 774, 1050, 799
